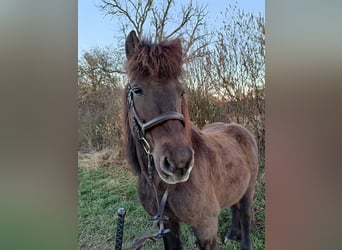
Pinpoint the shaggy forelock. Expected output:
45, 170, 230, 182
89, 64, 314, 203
125, 38, 184, 80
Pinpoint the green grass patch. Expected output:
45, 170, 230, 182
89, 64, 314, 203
78, 164, 265, 249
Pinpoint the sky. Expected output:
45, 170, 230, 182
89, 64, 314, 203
78, 0, 265, 57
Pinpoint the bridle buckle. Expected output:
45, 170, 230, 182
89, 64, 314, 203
141, 137, 151, 155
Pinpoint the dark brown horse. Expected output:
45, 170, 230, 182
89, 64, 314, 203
123, 30, 258, 250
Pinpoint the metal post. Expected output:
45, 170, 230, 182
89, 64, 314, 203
115, 208, 126, 250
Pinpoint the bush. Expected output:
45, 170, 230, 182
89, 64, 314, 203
78, 83, 123, 152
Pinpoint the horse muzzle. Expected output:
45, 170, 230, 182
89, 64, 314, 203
154, 145, 194, 185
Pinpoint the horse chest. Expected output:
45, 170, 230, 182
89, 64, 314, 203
167, 185, 220, 224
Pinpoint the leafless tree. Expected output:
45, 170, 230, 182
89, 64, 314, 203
79, 2, 265, 164
78, 47, 124, 152
99, 0, 209, 61
78, 47, 125, 89
183, 4, 265, 163
204, 6, 265, 164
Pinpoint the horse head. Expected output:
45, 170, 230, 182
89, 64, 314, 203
124, 30, 194, 184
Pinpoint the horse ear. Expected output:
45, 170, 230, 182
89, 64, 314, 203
125, 30, 139, 59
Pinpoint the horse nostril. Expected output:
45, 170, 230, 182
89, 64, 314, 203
177, 148, 193, 169
163, 157, 174, 174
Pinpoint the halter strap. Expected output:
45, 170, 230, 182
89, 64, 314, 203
128, 84, 185, 183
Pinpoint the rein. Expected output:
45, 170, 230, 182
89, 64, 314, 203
129, 185, 170, 250
126, 84, 185, 249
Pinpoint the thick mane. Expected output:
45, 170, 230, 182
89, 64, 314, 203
125, 38, 184, 80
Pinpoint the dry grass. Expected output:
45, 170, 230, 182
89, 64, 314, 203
78, 146, 125, 169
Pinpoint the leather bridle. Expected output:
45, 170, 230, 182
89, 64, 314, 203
127, 84, 185, 181
127, 84, 185, 135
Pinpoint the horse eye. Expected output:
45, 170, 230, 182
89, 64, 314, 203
133, 87, 143, 96
181, 90, 185, 97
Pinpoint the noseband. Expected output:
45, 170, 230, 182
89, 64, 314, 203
127, 84, 185, 181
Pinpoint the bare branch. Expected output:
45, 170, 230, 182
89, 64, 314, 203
99, 0, 209, 54
100, 0, 139, 32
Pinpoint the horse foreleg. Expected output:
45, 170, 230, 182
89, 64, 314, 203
162, 221, 182, 250
225, 204, 242, 243
192, 218, 218, 250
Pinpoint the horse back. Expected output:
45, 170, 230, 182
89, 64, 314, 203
203, 122, 258, 170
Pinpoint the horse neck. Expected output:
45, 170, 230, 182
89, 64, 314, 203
189, 124, 212, 158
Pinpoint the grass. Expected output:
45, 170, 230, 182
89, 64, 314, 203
78, 163, 265, 249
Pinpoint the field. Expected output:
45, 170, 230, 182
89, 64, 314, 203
78, 162, 265, 249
